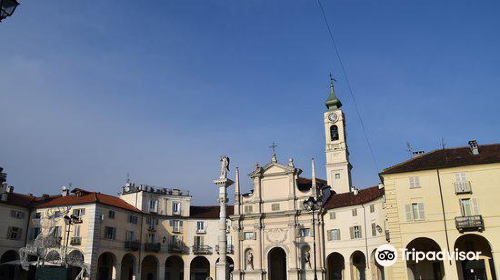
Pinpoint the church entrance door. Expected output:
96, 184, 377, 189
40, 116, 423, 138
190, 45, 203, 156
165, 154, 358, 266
268, 247, 287, 280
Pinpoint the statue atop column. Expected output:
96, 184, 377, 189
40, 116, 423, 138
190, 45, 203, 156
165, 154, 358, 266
220, 156, 230, 179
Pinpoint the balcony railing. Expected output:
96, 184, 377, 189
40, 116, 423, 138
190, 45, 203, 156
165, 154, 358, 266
385, 230, 390, 242
196, 229, 206, 234
125, 240, 141, 251
215, 245, 234, 254
144, 242, 161, 252
455, 181, 472, 194
70, 237, 82, 245
455, 215, 484, 232
192, 245, 212, 254
168, 243, 185, 253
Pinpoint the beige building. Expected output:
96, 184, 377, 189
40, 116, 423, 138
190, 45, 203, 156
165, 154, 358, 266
381, 141, 500, 280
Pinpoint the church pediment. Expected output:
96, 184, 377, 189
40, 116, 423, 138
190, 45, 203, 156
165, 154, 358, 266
248, 161, 301, 178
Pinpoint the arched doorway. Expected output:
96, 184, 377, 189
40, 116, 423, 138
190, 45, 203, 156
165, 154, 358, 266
67, 250, 85, 280
98, 252, 116, 280
351, 251, 366, 280
0, 250, 20, 280
370, 250, 384, 280
141, 255, 158, 280
121, 254, 136, 280
165, 255, 184, 280
326, 252, 345, 280
406, 238, 444, 280
268, 247, 287, 280
455, 234, 496, 280
190, 256, 210, 280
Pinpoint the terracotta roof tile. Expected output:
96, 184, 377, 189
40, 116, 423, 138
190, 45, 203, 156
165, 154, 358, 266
190, 206, 234, 219
35, 190, 141, 213
323, 186, 384, 210
381, 143, 500, 175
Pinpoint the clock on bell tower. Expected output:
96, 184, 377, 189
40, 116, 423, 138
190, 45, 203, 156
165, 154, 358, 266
323, 76, 352, 194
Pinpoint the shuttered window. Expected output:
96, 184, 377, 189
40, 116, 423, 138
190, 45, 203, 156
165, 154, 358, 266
329, 212, 336, 220
352, 209, 357, 217
409, 176, 420, 189
349, 226, 362, 239
7, 227, 22, 240
372, 223, 377, 236
460, 198, 480, 216
327, 229, 341, 241
405, 203, 425, 221
272, 203, 280, 211
244, 205, 253, 214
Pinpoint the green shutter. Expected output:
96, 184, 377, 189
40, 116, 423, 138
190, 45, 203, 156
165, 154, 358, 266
472, 198, 480, 215
418, 203, 425, 220
405, 204, 412, 221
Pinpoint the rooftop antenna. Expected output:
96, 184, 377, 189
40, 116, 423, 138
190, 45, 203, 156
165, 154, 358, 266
406, 142, 413, 158
441, 138, 446, 149
126, 172, 130, 183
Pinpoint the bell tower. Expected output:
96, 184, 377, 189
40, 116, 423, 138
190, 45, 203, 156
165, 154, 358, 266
323, 76, 352, 194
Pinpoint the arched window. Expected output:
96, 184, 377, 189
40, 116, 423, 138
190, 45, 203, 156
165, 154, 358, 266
330, 125, 339, 141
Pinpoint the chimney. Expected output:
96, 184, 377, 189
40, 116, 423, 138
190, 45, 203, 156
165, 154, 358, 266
62, 186, 70, 197
352, 187, 359, 196
1, 183, 7, 201
6, 185, 14, 194
469, 140, 479, 155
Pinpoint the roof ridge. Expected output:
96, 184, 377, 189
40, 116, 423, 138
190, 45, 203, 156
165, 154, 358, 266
381, 148, 443, 173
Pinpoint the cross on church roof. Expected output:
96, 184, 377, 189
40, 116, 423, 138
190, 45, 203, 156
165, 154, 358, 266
269, 142, 278, 163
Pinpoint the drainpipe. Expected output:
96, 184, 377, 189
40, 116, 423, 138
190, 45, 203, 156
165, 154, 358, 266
362, 204, 370, 269
436, 169, 452, 265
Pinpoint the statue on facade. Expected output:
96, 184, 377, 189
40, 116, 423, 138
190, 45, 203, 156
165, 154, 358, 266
247, 251, 254, 270
220, 156, 230, 179
304, 248, 311, 268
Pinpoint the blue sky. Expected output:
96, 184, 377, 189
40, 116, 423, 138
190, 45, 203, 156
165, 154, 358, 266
1, 0, 499, 205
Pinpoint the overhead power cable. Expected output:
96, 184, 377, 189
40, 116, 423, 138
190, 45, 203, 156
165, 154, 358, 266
316, 0, 380, 173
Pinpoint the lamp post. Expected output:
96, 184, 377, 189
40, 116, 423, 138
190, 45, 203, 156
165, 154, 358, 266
63, 214, 80, 267
303, 196, 323, 280
0, 0, 20, 22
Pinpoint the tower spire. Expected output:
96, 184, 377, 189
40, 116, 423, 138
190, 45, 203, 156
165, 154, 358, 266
325, 74, 342, 110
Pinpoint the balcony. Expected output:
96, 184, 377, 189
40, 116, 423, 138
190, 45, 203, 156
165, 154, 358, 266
196, 229, 206, 234
168, 243, 185, 253
455, 215, 484, 232
125, 240, 141, 251
385, 230, 390, 242
215, 245, 234, 254
144, 242, 161, 252
70, 237, 82, 245
455, 181, 472, 194
192, 245, 212, 255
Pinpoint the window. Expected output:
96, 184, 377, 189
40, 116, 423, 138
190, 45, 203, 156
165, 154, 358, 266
172, 235, 183, 245
405, 203, 425, 221
455, 172, 467, 182
30, 227, 41, 240
34, 212, 41, 219
129, 215, 138, 224
335, 173, 341, 179
350, 226, 362, 239
327, 229, 341, 241
149, 200, 158, 212
352, 209, 358, 217
126, 230, 135, 241
299, 228, 311, 237
172, 202, 181, 215
272, 203, 280, 211
7, 227, 22, 240
146, 217, 158, 231
105, 227, 116, 239
329, 212, 336, 220
53, 226, 62, 237
460, 198, 480, 216
172, 220, 182, 233
10, 210, 25, 219
108, 210, 115, 219
54, 211, 62, 218
73, 208, 85, 218
370, 204, 375, 213
330, 125, 339, 141
148, 233, 156, 243
194, 236, 204, 247
244, 232, 255, 240
244, 205, 253, 214
196, 221, 206, 233
409, 176, 420, 189
372, 223, 377, 236
74, 225, 81, 237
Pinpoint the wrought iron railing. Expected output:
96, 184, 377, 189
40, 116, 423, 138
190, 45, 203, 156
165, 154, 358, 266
455, 215, 484, 232
215, 245, 234, 254
168, 243, 185, 253
192, 245, 212, 254
124, 240, 141, 251
144, 242, 161, 252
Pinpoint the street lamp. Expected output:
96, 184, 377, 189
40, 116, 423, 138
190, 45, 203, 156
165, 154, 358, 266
303, 196, 323, 280
0, 0, 19, 22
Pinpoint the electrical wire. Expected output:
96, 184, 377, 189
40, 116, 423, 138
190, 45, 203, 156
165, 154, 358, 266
316, 0, 380, 173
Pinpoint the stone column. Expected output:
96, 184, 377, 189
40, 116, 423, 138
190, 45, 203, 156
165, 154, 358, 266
158, 264, 165, 280
442, 259, 459, 280
113, 263, 122, 280
343, 261, 351, 280
492, 252, 500, 280
213, 177, 234, 280
183, 262, 190, 280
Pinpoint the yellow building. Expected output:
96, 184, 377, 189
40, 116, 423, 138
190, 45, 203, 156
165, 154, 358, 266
380, 141, 500, 280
